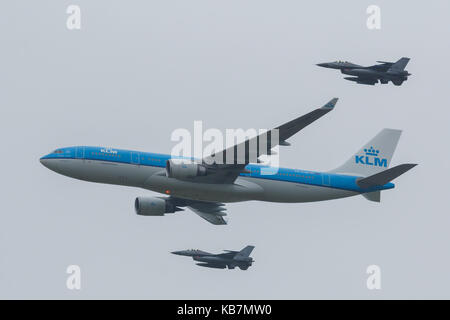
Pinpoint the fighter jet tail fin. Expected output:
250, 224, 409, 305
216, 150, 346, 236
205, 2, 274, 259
388, 57, 410, 72
330, 128, 402, 177
234, 246, 255, 260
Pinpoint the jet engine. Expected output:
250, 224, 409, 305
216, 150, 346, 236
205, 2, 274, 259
165, 159, 207, 179
134, 197, 182, 216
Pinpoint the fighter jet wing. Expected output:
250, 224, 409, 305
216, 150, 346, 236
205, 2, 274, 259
216, 251, 238, 259
344, 77, 378, 85
196, 263, 227, 269
197, 98, 338, 183
368, 61, 394, 72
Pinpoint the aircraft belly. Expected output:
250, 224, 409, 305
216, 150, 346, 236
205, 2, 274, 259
144, 174, 264, 202
193, 256, 224, 263
342, 68, 380, 78
54, 159, 357, 203
196, 263, 226, 269
241, 177, 357, 203
144, 174, 356, 203
54, 159, 158, 187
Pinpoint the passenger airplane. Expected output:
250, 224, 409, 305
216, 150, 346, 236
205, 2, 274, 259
40, 98, 416, 225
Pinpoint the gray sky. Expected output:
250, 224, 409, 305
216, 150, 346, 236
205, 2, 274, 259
1, 0, 449, 299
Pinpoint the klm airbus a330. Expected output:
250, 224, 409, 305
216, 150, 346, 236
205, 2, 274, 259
40, 98, 416, 225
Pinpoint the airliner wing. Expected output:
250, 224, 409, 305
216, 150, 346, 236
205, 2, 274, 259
200, 98, 338, 183
188, 203, 228, 225
169, 197, 228, 225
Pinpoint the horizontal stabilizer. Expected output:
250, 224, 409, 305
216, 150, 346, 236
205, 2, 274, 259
357, 163, 417, 189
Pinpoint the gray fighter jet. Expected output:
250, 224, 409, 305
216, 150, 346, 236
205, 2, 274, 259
172, 246, 255, 270
317, 57, 411, 85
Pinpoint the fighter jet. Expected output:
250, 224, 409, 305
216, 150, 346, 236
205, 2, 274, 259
172, 246, 255, 270
317, 57, 411, 86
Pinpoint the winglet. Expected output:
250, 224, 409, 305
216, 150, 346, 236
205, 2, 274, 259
321, 98, 338, 110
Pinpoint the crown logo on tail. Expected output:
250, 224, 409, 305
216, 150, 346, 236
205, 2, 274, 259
364, 146, 379, 157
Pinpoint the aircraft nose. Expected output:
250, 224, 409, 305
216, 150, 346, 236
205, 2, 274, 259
40, 157, 49, 168
316, 63, 329, 68
171, 250, 191, 256
40, 156, 58, 171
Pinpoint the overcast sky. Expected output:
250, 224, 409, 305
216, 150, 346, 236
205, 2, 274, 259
1, 0, 450, 299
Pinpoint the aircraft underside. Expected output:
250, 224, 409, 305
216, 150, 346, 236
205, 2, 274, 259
51, 158, 358, 204
341, 69, 406, 85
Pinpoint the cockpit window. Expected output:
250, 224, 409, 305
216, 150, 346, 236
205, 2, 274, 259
53, 149, 63, 154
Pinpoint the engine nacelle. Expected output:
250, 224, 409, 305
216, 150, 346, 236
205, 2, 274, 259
134, 197, 179, 216
166, 159, 207, 179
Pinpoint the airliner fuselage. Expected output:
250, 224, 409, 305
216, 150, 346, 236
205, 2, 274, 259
40, 146, 392, 204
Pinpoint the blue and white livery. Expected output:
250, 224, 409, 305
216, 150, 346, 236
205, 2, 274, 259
40, 98, 416, 225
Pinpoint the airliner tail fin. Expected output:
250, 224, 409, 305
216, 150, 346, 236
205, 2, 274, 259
331, 129, 402, 177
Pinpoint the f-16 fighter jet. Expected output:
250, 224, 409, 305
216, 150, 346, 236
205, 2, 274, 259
172, 246, 255, 270
317, 57, 411, 85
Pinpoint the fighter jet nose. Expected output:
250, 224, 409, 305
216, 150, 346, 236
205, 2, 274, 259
171, 250, 194, 256
316, 63, 328, 67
